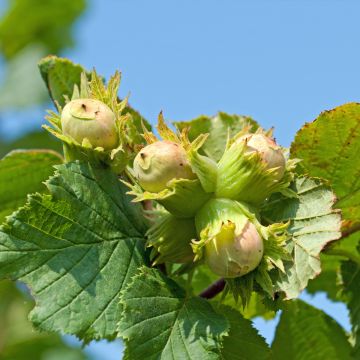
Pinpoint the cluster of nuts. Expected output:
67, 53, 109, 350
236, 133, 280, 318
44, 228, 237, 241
60, 95, 288, 279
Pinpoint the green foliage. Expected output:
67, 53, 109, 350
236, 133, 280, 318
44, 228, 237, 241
0, 162, 148, 341
0, 150, 62, 223
174, 112, 259, 162
262, 176, 341, 298
39, 56, 88, 108
291, 103, 360, 302
219, 306, 270, 360
119, 267, 229, 360
0, 0, 86, 60
291, 103, 360, 235
306, 253, 340, 300
0, 130, 62, 158
340, 259, 360, 357
0, 56, 359, 359
0, 280, 87, 360
272, 300, 353, 360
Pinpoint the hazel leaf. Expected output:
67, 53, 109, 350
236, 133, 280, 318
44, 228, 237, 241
0, 162, 148, 341
0, 150, 62, 223
119, 267, 229, 360
262, 176, 341, 299
272, 300, 353, 360
291, 102, 360, 234
174, 112, 259, 162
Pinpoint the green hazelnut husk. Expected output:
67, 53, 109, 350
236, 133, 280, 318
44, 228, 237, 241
147, 213, 197, 264
194, 198, 264, 278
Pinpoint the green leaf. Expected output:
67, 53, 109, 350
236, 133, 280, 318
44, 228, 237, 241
0, 0, 86, 60
272, 300, 353, 360
38, 55, 88, 107
0, 150, 62, 223
0, 130, 63, 158
0, 162, 148, 341
219, 306, 270, 360
307, 232, 360, 300
174, 112, 259, 161
291, 103, 360, 233
340, 259, 360, 357
262, 176, 341, 299
0, 280, 87, 360
306, 253, 340, 300
1, 338, 86, 360
119, 267, 229, 360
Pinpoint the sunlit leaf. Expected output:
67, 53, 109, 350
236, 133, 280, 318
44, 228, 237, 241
0, 162, 148, 341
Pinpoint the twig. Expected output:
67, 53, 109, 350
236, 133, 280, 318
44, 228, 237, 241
341, 223, 360, 239
199, 278, 225, 299
323, 247, 360, 266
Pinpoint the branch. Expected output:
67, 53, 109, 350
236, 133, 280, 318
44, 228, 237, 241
341, 223, 360, 239
323, 247, 360, 266
199, 278, 225, 299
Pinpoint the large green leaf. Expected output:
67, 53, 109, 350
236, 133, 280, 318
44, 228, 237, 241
0, 161, 148, 341
291, 103, 360, 234
119, 267, 229, 360
0, 280, 87, 360
0, 150, 62, 223
174, 112, 259, 161
341, 259, 360, 358
0, 130, 62, 158
219, 306, 270, 360
272, 300, 353, 360
262, 176, 341, 299
0, 0, 86, 60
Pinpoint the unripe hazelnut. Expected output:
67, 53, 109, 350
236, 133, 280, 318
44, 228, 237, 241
205, 220, 263, 278
133, 140, 196, 193
61, 99, 118, 150
239, 133, 286, 180
195, 198, 264, 278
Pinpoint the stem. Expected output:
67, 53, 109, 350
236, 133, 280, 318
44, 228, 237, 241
341, 223, 360, 239
323, 248, 360, 266
156, 263, 167, 275
199, 278, 225, 299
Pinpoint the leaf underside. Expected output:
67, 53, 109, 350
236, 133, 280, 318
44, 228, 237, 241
262, 176, 341, 299
290, 102, 360, 299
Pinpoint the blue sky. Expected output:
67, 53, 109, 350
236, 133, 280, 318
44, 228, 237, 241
69, 0, 360, 149
1, 0, 358, 359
